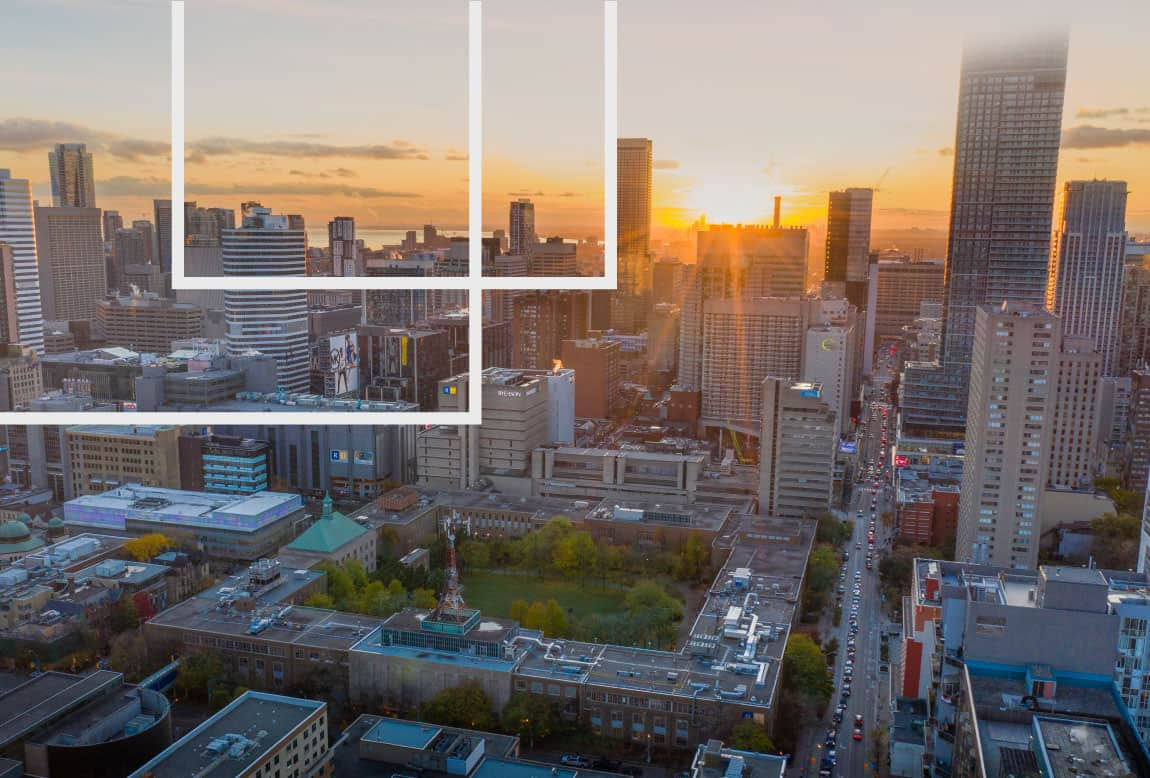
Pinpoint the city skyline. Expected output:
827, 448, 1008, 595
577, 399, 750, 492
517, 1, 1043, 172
1, 0, 1147, 245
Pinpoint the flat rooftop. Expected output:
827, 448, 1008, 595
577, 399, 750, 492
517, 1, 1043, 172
693, 744, 787, 778
0, 670, 122, 748
1035, 716, 1132, 778
149, 597, 382, 652
330, 715, 521, 778
129, 692, 323, 778
586, 498, 734, 532
64, 485, 302, 533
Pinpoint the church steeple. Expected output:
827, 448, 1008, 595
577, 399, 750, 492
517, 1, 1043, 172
322, 492, 333, 520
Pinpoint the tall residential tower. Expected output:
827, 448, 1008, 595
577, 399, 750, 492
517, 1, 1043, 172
1046, 179, 1128, 376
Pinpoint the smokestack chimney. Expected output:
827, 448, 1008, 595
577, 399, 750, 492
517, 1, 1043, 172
772, 197, 781, 229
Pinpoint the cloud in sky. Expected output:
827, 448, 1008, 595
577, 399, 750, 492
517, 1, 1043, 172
1062, 125, 1150, 149
288, 167, 359, 179
654, 159, 680, 170
0, 118, 168, 161
186, 137, 430, 160
0, 118, 434, 163
1071, 106, 1150, 118
98, 175, 421, 199
937, 146, 954, 157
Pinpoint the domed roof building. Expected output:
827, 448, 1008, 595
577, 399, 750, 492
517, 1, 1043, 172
0, 517, 45, 562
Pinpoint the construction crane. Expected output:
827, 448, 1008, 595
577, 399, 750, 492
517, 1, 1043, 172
726, 422, 749, 465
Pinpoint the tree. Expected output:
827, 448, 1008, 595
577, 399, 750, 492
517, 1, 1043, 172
540, 599, 568, 637
625, 581, 683, 622
782, 634, 832, 704
109, 596, 140, 633
728, 720, 775, 753
123, 534, 170, 562
174, 651, 227, 703
412, 588, 438, 609
107, 629, 152, 682
509, 599, 531, 623
501, 692, 559, 745
1091, 512, 1140, 569
554, 532, 597, 580
322, 562, 356, 606
420, 683, 497, 730
677, 533, 711, 583
303, 592, 336, 610
814, 513, 851, 547
525, 601, 547, 630
460, 539, 491, 570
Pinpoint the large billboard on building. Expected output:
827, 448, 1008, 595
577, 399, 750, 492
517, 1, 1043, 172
329, 332, 360, 395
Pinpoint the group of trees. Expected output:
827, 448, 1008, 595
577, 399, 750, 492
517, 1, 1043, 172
123, 533, 170, 562
510, 580, 684, 647
802, 514, 851, 622
418, 684, 564, 745
303, 559, 438, 616
459, 518, 713, 586
772, 633, 833, 753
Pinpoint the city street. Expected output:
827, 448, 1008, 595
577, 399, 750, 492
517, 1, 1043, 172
794, 351, 897, 778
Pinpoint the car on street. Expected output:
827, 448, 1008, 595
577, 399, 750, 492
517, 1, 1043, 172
561, 755, 591, 768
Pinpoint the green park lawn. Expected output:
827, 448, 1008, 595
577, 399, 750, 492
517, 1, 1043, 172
461, 571, 627, 620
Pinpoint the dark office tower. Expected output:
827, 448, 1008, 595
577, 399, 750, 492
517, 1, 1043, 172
423, 224, 438, 247
152, 199, 172, 273
48, 143, 95, 208
509, 199, 536, 256
102, 210, 122, 244
208, 207, 236, 234
900, 33, 1068, 437
328, 216, 358, 276
618, 137, 653, 290
1045, 180, 1128, 376
824, 188, 873, 308
34, 206, 106, 322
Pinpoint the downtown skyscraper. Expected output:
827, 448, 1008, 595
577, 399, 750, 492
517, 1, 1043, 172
1045, 179, 1128, 376
0, 170, 44, 352
223, 204, 310, 393
901, 34, 1068, 437
48, 142, 96, 208
617, 137, 653, 285
823, 187, 873, 309
508, 198, 536, 256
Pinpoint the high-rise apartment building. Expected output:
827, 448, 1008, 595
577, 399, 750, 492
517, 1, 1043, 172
901, 34, 1068, 436
0, 170, 44, 352
509, 198, 536, 256
824, 187, 873, 308
1120, 252, 1150, 374
561, 337, 621, 419
803, 323, 856, 439
618, 137, 653, 298
153, 199, 172, 274
101, 210, 122, 244
1046, 180, 1128, 376
956, 303, 1059, 569
34, 205, 107, 322
328, 216, 358, 276
223, 205, 309, 392
1048, 336, 1102, 490
862, 256, 945, 373
48, 143, 96, 208
1125, 368, 1150, 495
527, 237, 577, 276
700, 296, 807, 427
678, 223, 809, 390
0, 244, 18, 345
758, 379, 837, 519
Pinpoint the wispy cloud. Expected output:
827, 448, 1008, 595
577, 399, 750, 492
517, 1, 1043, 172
288, 167, 359, 179
186, 182, 423, 198
0, 118, 168, 161
937, 146, 954, 157
186, 137, 429, 160
654, 159, 680, 170
1062, 125, 1150, 149
1073, 107, 1150, 119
